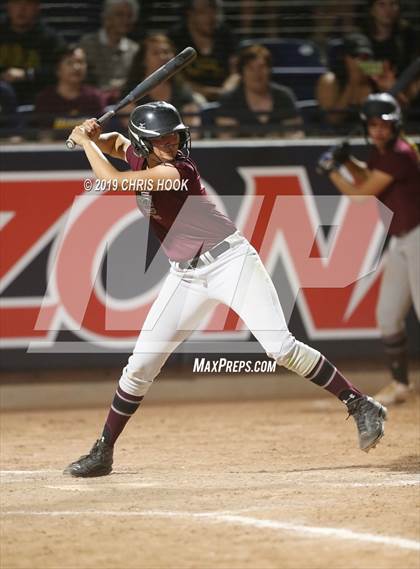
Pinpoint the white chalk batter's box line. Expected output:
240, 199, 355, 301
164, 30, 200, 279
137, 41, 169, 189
1, 507, 419, 552
1, 470, 419, 489
45, 479, 418, 489
1, 470, 419, 553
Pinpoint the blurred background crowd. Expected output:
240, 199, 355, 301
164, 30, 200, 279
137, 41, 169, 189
0, 0, 419, 141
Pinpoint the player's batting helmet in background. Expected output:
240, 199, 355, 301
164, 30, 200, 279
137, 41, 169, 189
360, 93, 403, 140
128, 101, 191, 158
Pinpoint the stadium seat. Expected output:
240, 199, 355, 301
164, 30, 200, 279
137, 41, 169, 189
240, 38, 323, 67
16, 104, 35, 114
200, 102, 221, 138
326, 38, 346, 72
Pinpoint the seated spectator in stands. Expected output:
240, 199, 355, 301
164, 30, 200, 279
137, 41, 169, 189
362, 0, 419, 74
216, 44, 304, 139
0, 0, 65, 105
34, 45, 105, 140
123, 33, 204, 137
228, 1, 282, 39
316, 33, 396, 129
169, 0, 237, 101
399, 76, 420, 132
311, 2, 357, 57
79, 0, 139, 103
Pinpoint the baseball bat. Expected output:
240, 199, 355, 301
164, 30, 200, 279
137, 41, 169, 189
65, 46, 197, 149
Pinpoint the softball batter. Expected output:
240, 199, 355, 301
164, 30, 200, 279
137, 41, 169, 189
64, 101, 387, 477
318, 93, 420, 405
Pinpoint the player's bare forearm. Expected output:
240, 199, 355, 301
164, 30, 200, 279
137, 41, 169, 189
330, 171, 361, 196
81, 139, 181, 190
82, 139, 120, 181
344, 157, 369, 184
72, 120, 129, 160
330, 167, 392, 197
97, 132, 130, 160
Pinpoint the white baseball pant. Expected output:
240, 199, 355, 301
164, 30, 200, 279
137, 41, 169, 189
376, 224, 420, 336
119, 232, 320, 397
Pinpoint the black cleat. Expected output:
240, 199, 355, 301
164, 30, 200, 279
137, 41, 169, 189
63, 438, 113, 477
347, 396, 388, 452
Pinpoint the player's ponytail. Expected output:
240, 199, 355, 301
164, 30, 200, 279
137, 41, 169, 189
399, 133, 420, 162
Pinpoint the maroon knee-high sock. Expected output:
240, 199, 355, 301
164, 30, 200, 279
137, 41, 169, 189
305, 355, 363, 405
101, 386, 143, 446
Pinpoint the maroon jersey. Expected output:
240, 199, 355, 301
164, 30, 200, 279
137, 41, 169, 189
126, 146, 237, 261
368, 139, 420, 236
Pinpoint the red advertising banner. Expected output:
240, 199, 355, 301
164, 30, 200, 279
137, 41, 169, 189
1, 142, 418, 367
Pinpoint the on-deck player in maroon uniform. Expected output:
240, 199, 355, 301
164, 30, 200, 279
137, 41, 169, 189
318, 93, 420, 405
63, 101, 387, 477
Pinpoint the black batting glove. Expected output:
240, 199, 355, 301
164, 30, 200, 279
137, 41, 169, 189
317, 142, 352, 175
332, 142, 351, 165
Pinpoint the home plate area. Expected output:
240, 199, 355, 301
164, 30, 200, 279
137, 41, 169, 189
1, 398, 419, 569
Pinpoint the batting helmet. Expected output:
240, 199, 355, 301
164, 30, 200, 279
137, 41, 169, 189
360, 93, 402, 133
128, 101, 190, 158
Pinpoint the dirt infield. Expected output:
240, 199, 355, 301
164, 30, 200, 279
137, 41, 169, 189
1, 396, 419, 569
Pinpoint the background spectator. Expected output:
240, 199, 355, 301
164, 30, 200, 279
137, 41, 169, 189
316, 33, 396, 130
0, 0, 65, 105
399, 77, 420, 133
79, 0, 140, 103
228, 0, 282, 39
169, 0, 237, 101
122, 33, 204, 137
216, 44, 303, 138
34, 44, 105, 140
311, 2, 358, 58
0, 80, 19, 135
362, 0, 419, 74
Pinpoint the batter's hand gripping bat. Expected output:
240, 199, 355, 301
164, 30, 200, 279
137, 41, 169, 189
65, 46, 197, 149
